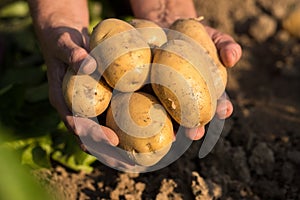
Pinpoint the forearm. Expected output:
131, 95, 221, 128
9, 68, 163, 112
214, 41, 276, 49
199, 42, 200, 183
129, 0, 197, 27
27, 0, 89, 33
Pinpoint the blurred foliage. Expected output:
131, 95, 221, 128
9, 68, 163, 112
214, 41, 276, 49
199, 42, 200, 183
0, 0, 135, 180
0, 1, 29, 18
0, 0, 109, 176
0, 134, 52, 200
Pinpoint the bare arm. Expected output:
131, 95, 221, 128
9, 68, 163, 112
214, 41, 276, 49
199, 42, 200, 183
27, 0, 119, 146
27, 0, 241, 145
28, 0, 89, 31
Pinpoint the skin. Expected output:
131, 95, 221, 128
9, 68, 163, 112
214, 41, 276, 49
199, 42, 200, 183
27, 0, 242, 162
129, 0, 241, 140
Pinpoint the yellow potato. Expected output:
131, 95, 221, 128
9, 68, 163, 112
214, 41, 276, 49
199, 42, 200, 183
106, 92, 174, 166
62, 67, 112, 117
90, 18, 151, 92
282, 7, 300, 38
168, 18, 227, 98
129, 19, 167, 49
151, 39, 217, 128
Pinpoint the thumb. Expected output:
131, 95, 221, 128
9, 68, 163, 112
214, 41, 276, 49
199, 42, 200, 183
205, 26, 242, 67
69, 116, 119, 146
56, 32, 96, 74
64, 46, 97, 75
63, 112, 119, 147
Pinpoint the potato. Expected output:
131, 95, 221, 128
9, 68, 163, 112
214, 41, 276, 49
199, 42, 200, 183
282, 7, 300, 38
62, 67, 112, 117
106, 92, 174, 166
129, 19, 167, 49
168, 18, 227, 98
151, 39, 217, 128
89, 18, 151, 92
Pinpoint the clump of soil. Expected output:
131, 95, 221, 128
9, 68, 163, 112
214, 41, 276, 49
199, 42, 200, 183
36, 0, 300, 199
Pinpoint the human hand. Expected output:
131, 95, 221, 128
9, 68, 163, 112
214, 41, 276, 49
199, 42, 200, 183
128, 0, 242, 140
35, 21, 140, 168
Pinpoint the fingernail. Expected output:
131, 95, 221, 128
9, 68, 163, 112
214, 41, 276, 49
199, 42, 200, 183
78, 56, 97, 74
110, 137, 119, 146
231, 49, 237, 61
225, 49, 236, 67
218, 109, 227, 119
196, 127, 205, 140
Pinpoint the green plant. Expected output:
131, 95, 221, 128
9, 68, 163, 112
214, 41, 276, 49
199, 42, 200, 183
0, 0, 97, 174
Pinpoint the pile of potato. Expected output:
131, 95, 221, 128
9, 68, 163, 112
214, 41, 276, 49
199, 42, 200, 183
62, 18, 227, 166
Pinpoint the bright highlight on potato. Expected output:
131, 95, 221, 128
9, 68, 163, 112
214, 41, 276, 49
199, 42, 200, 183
106, 92, 173, 166
168, 18, 228, 98
62, 17, 230, 167
89, 18, 151, 92
129, 19, 168, 49
62, 67, 112, 117
151, 39, 217, 128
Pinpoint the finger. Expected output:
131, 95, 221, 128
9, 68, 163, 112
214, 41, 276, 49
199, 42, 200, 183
56, 32, 96, 74
185, 126, 205, 140
72, 118, 136, 167
85, 140, 136, 167
77, 55, 97, 75
216, 98, 233, 119
205, 26, 242, 67
72, 117, 119, 146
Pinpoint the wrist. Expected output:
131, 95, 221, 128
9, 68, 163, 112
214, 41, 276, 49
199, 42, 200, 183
28, 0, 89, 34
130, 0, 197, 27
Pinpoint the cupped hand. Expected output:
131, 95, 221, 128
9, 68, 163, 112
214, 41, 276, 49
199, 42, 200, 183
40, 20, 241, 167
185, 25, 242, 140
38, 23, 139, 168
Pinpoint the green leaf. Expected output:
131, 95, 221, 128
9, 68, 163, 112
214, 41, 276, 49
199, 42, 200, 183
88, 0, 102, 21
51, 131, 97, 173
0, 1, 29, 18
89, 18, 102, 34
0, 134, 51, 200
2, 137, 33, 149
0, 122, 15, 142
52, 150, 97, 173
21, 144, 52, 169
15, 135, 52, 169
4, 135, 53, 169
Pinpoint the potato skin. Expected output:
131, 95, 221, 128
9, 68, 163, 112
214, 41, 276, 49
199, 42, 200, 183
129, 19, 167, 49
151, 39, 217, 128
168, 18, 227, 98
89, 18, 151, 92
283, 7, 300, 38
62, 67, 112, 117
106, 92, 174, 166
90, 18, 134, 50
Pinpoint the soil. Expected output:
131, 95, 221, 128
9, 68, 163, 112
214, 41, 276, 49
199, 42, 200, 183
36, 0, 300, 199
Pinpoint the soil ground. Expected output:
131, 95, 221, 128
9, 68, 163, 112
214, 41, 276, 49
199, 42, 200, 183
36, 0, 300, 199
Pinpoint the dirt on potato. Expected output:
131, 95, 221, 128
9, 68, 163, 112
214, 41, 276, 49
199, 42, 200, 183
36, 0, 300, 199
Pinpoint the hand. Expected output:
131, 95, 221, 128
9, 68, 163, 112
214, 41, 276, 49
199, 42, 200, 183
128, 0, 242, 140
185, 26, 242, 140
36, 21, 141, 167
